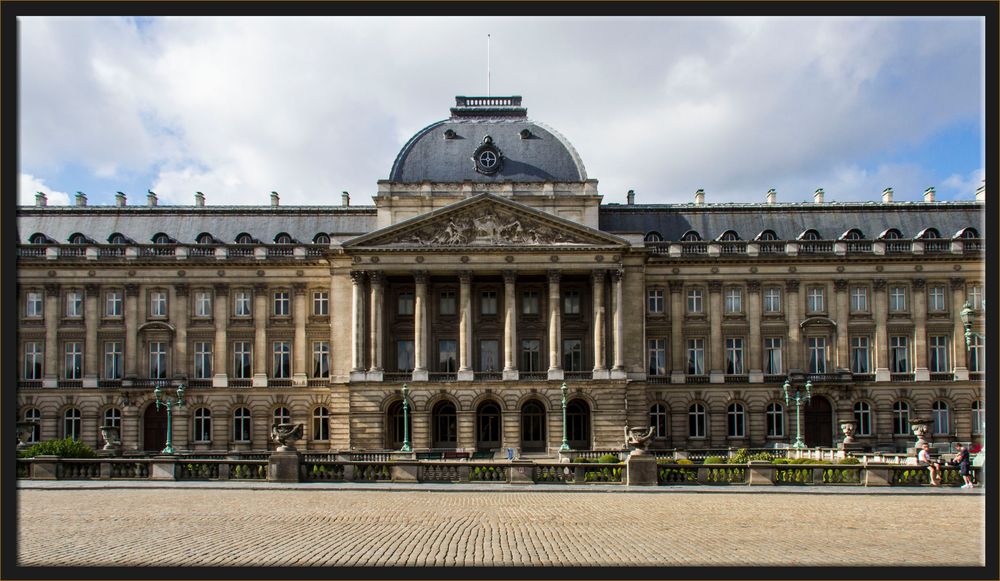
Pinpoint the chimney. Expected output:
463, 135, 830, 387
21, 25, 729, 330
813, 188, 824, 204
115, 191, 126, 207
975, 182, 985, 202
270, 191, 280, 207
35, 192, 47, 207
694, 189, 705, 206
923, 187, 936, 203
147, 190, 158, 206
881, 187, 893, 203
766, 188, 776, 205
342, 191, 350, 207
194, 191, 205, 207
75, 191, 87, 207
626, 189, 635, 205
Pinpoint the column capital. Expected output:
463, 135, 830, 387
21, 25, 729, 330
502, 270, 517, 284
590, 269, 606, 283
949, 277, 965, 291
707, 280, 723, 294
124, 283, 139, 297
44, 283, 61, 295
872, 278, 887, 291
173, 283, 190, 297
548, 270, 562, 284
912, 278, 926, 291
668, 280, 684, 293
458, 271, 473, 285
213, 283, 230, 296
292, 282, 308, 295
253, 282, 269, 293
746, 280, 761, 293
834, 279, 849, 293
413, 270, 428, 285
609, 268, 623, 283
368, 271, 385, 286
84, 283, 101, 295
785, 279, 800, 292
350, 270, 367, 285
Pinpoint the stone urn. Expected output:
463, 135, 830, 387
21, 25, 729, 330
270, 423, 304, 452
910, 419, 930, 448
16, 421, 37, 450
100, 425, 122, 452
839, 420, 857, 444
625, 426, 656, 456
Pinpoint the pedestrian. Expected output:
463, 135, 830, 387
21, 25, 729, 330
950, 443, 974, 488
918, 443, 940, 485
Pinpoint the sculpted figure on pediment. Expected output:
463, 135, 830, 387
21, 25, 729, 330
392, 205, 591, 247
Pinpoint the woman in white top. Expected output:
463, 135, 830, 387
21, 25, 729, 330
918, 443, 940, 485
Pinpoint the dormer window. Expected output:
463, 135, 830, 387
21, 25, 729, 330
29, 233, 51, 244
644, 231, 663, 243
108, 233, 128, 244
799, 229, 822, 241
918, 228, 940, 239
196, 233, 215, 245
880, 228, 903, 240
68, 233, 88, 244
151, 233, 173, 244
313, 233, 331, 245
235, 233, 255, 245
274, 233, 294, 244
842, 229, 865, 240
719, 230, 740, 241
756, 230, 778, 241
680, 230, 702, 242
958, 227, 979, 239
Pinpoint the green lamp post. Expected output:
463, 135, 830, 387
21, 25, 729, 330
559, 382, 570, 452
400, 384, 412, 453
153, 382, 185, 455
782, 379, 812, 449
960, 301, 984, 350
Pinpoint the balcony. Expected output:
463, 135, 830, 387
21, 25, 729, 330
17, 247, 46, 258
798, 241, 834, 254
382, 372, 411, 382
889, 373, 914, 382
929, 373, 954, 381
98, 247, 126, 257
805, 373, 850, 383
269, 379, 293, 388
189, 247, 217, 257
266, 246, 294, 258
686, 374, 709, 384
57, 380, 82, 388
719, 242, 746, 255
474, 372, 503, 381
228, 246, 254, 257
563, 371, 592, 381
724, 375, 748, 383
97, 379, 122, 388
885, 241, 912, 254
763, 374, 785, 383
519, 372, 547, 381
964, 239, 983, 252
681, 243, 708, 255
647, 375, 670, 384
846, 241, 873, 253
229, 379, 252, 388
60, 247, 86, 257
758, 243, 785, 254
851, 374, 875, 382
18, 380, 43, 389
186, 379, 212, 388
428, 372, 457, 382
307, 378, 329, 387
969, 372, 984, 381
924, 240, 950, 253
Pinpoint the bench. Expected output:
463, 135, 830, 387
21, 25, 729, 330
471, 451, 495, 460
443, 451, 469, 460
416, 452, 443, 460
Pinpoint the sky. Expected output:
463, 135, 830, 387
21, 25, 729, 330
18, 16, 986, 207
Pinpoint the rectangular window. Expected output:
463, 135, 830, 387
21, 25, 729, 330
687, 289, 703, 314
647, 288, 664, 314
439, 291, 457, 316
150, 291, 167, 318
66, 291, 83, 318
193, 341, 212, 379
24, 342, 43, 380
850, 336, 870, 374
763, 287, 781, 313
272, 341, 291, 378
725, 338, 744, 374
850, 287, 869, 313
397, 290, 414, 316
233, 342, 252, 379
65, 342, 83, 379
968, 285, 983, 310
103, 341, 122, 380
438, 340, 457, 372
724, 288, 743, 314
969, 335, 984, 372
148, 341, 167, 379
807, 287, 825, 313
313, 291, 329, 316
481, 291, 498, 316
313, 341, 330, 377
273, 291, 290, 317
929, 336, 949, 373
480, 339, 499, 371
647, 339, 666, 376
808, 337, 827, 373
521, 339, 540, 372
397, 340, 414, 372
233, 291, 252, 317
890, 336, 909, 373
194, 291, 212, 318
889, 286, 907, 312
105, 290, 123, 318
686, 338, 705, 375
563, 290, 581, 315
521, 291, 539, 315
927, 286, 946, 312
562, 339, 583, 371
25, 291, 43, 318
764, 338, 783, 375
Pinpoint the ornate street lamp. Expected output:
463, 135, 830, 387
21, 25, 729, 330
559, 382, 570, 452
782, 379, 812, 449
153, 382, 185, 455
400, 384, 412, 453
960, 300, 984, 350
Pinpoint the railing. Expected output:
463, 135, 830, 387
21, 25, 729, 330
929, 373, 953, 381
647, 375, 670, 384
798, 241, 834, 254
306, 247, 325, 257
267, 247, 294, 257
187, 379, 212, 388
763, 375, 785, 383
228, 246, 254, 257
758, 242, 785, 254
189, 247, 217, 257
382, 372, 412, 382
647, 242, 670, 255
456, 96, 520, 107
97, 379, 122, 388
563, 371, 592, 381
428, 372, 457, 382
269, 379, 293, 388
890, 373, 914, 382
19, 380, 43, 389
851, 373, 875, 382
519, 372, 547, 381
885, 241, 912, 254
474, 372, 502, 381
686, 375, 709, 384
302, 461, 346, 482
846, 241, 872, 253
18, 247, 47, 257
57, 380, 82, 388
969, 372, 984, 381
60, 247, 86, 257
963, 239, 983, 252
805, 373, 846, 383
567, 450, 626, 461
229, 379, 252, 388
681, 243, 708, 255
307, 378, 329, 387
139, 246, 176, 257
350, 452, 393, 462
99, 247, 126, 257
924, 240, 950, 253
719, 242, 746, 254
724, 375, 748, 383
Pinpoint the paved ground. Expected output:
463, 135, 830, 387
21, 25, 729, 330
17, 484, 986, 567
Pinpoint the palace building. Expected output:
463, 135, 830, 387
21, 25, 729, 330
15, 96, 986, 455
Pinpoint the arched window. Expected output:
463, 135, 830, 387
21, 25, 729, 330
932, 401, 950, 435
432, 401, 458, 449
649, 403, 668, 438
972, 400, 984, 435
312, 407, 330, 441
23, 408, 41, 443
233, 407, 252, 442
853, 401, 872, 436
727, 403, 745, 438
566, 399, 591, 450
520, 400, 547, 452
68, 233, 88, 244
799, 229, 822, 241
892, 401, 910, 435
151, 233, 173, 244
756, 230, 778, 241
680, 230, 702, 242
108, 233, 128, 244
842, 229, 865, 240
192, 408, 212, 442
918, 228, 940, 239
313, 233, 331, 245
274, 233, 294, 244
766, 403, 784, 437
958, 227, 979, 239
273, 406, 291, 426
476, 401, 501, 451
196, 233, 215, 245
29, 233, 50, 244
688, 403, 706, 438
719, 230, 740, 241
63, 408, 81, 440
880, 228, 902, 240
235, 233, 255, 244
103, 407, 122, 429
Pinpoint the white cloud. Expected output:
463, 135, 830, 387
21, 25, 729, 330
20, 173, 71, 206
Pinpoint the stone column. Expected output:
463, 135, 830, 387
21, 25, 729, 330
502, 270, 519, 381
834, 279, 849, 370
121, 405, 140, 451
42, 283, 60, 387
292, 283, 308, 386
123, 284, 139, 382
412, 271, 429, 382
592, 270, 608, 379
912, 278, 929, 381
708, 280, 724, 383
83, 283, 99, 387
457, 271, 474, 381
368, 271, 385, 380
547, 270, 563, 380
212, 284, 229, 387
350, 271, 366, 379
669, 280, 685, 384
747, 280, 763, 383
786, 280, 801, 371
873, 279, 889, 382
172, 284, 189, 380
252, 283, 268, 387
950, 278, 969, 380
611, 268, 626, 379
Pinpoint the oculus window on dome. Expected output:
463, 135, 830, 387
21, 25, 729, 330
472, 135, 503, 175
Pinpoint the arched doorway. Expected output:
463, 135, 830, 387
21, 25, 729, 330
804, 396, 833, 447
476, 401, 502, 452
521, 400, 547, 453
143, 404, 167, 452
566, 399, 591, 450
385, 401, 404, 450
431, 401, 457, 449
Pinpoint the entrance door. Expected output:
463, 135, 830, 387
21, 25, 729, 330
476, 401, 501, 451
520, 400, 547, 453
804, 396, 833, 447
143, 404, 167, 452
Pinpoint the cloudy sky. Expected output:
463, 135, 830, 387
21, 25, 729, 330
19, 16, 985, 207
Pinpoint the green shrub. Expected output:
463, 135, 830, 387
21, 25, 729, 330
597, 454, 620, 464
748, 451, 774, 462
838, 457, 861, 465
772, 458, 789, 464
703, 456, 726, 465
676, 458, 694, 465
20, 438, 97, 458
572, 457, 592, 463
728, 448, 749, 464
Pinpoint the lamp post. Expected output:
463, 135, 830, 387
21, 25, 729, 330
783, 379, 812, 449
153, 382, 185, 455
559, 382, 570, 452
960, 301, 984, 350
400, 384, 412, 453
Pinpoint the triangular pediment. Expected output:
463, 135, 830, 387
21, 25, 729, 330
344, 194, 628, 249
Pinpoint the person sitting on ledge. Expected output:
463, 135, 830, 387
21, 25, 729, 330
918, 443, 941, 486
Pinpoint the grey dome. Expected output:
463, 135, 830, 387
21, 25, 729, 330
388, 96, 587, 183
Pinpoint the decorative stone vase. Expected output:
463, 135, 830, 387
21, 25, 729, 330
270, 423, 304, 452
910, 419, 930, 448
16, 422, 37, 450
839, 420, 857, 444
100, 425, 122, 451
